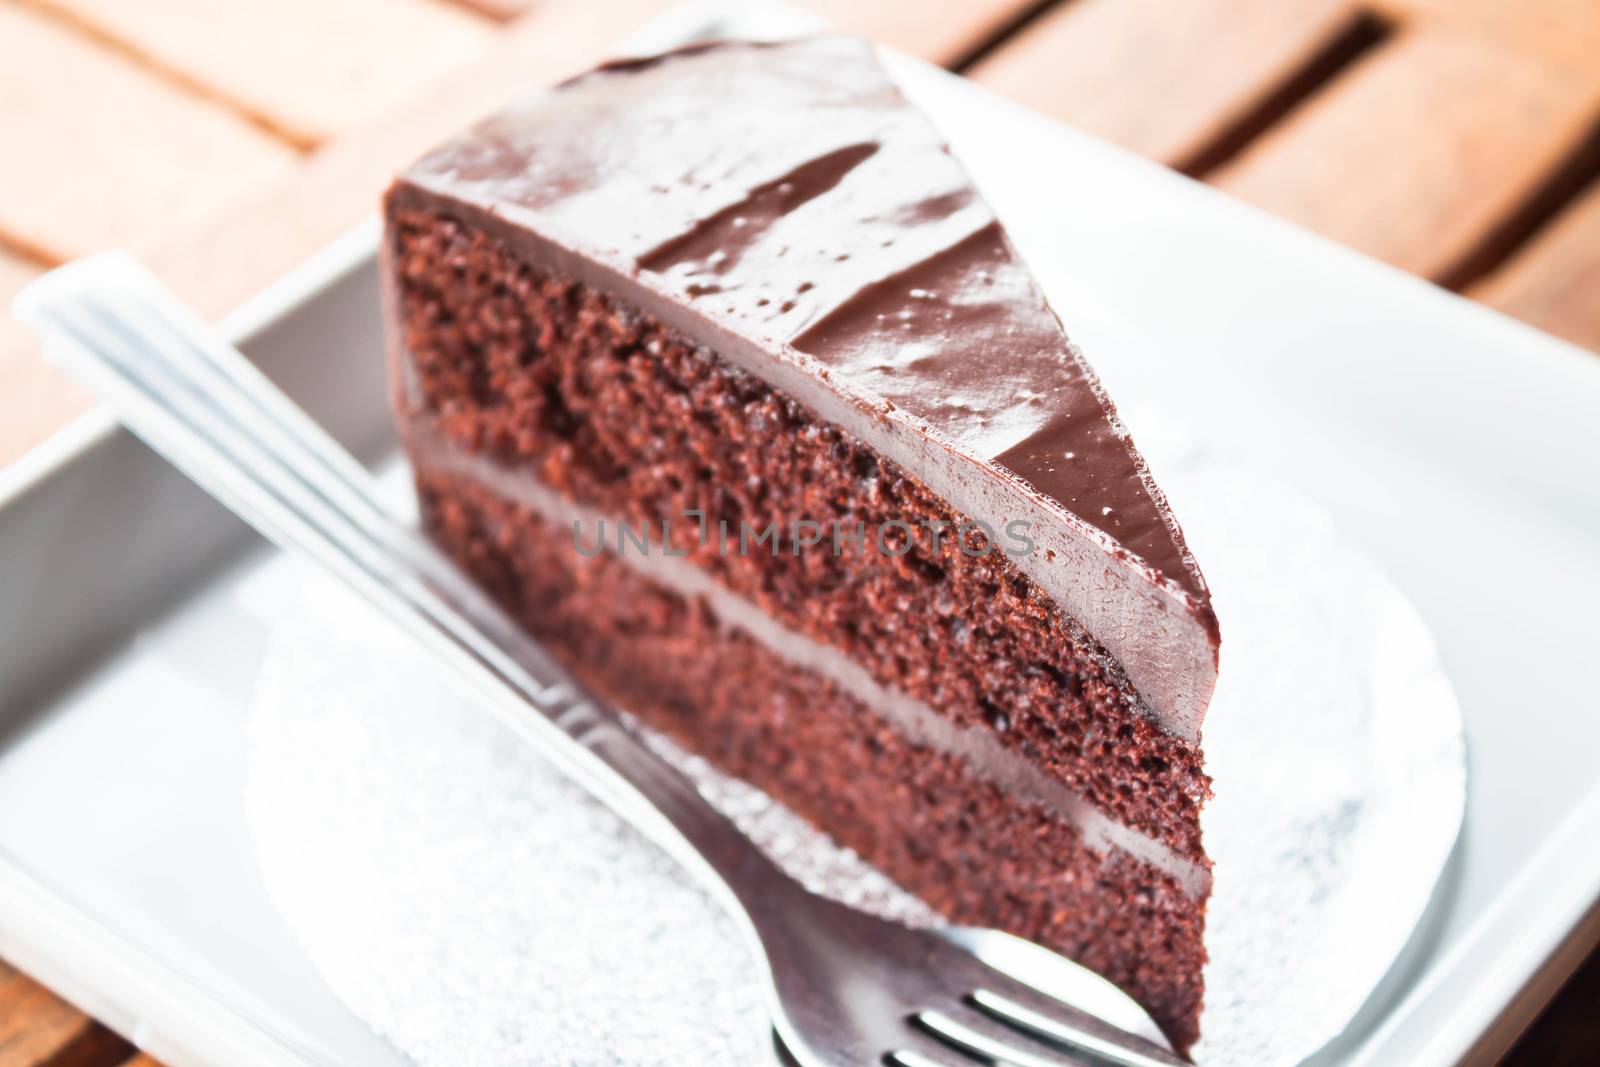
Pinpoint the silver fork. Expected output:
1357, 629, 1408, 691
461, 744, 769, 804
16, 252, 1187, 1067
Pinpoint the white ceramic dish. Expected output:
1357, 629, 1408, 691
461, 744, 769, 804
2, 8, 1599, 1065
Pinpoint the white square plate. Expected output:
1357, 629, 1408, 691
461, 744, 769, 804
1, 8, 1597, 1064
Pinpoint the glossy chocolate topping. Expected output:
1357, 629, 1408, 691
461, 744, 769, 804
390, 34, 1220, 734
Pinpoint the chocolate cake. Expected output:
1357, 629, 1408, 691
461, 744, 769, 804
382, 34, 1221, 1053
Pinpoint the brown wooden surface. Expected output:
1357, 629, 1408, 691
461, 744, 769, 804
27, 0, 494, 147
0, 0, 1596, 1063
0, 2, 297, 262
966, 0, 1368, 169
1473, 179, 1600, 353
1207, 24, 1600, 280
0, 962, 132, 1067
804, 0, 1042, 66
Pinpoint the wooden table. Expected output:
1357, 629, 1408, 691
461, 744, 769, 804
0, 1, 1595, 1063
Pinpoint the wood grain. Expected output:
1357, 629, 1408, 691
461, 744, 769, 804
0, 967, 132, 1067
25, 0, 495, 146
1209, 25, 1600, 280
0, 3, 297, 263
966, 0, 1363, 167
800, 0, 1040, 66
1472, 181, 1600, 353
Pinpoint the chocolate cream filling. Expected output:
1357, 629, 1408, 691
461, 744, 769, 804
407, 422, 1211, 900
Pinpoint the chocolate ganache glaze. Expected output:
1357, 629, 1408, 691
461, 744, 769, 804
387, 34, 1220, 737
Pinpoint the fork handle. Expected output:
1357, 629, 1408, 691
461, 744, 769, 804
15, 253, 794, 942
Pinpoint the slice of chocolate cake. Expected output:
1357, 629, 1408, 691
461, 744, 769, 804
382, 34, 1220, 1052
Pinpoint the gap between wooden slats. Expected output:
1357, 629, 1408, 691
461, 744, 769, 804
965, 0, 1370, 168
0, 965, 134, 1067
1472, 179, 1600, 353
20, 0, 496, 147
803, 0, 1048, 67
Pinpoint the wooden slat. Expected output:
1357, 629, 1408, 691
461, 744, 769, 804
800, 0, 1040, 67
0, 3, 297, 263
0, 249, 92, 469
1209, 25, 1600, 280
455, 0, 1044, 57
1376, 0, 1600, 78
0, 0, 677, 468
965, 0, 1363, 167
27, 0, 495, 147
138, 0, 680, 325
1472, 181, 1600, 353
0, 967, 132, 1067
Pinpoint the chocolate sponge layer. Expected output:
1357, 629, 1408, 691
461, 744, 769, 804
385, 206, 1212, 1052
414, 466, 1207, 1053
388, 208, 1211, 860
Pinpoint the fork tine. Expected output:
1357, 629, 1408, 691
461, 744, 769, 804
968, 989, 1183, 1067
915, 1007, 1094, 1066
90, 254, 388, 517
882, 1047, 982, 1067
